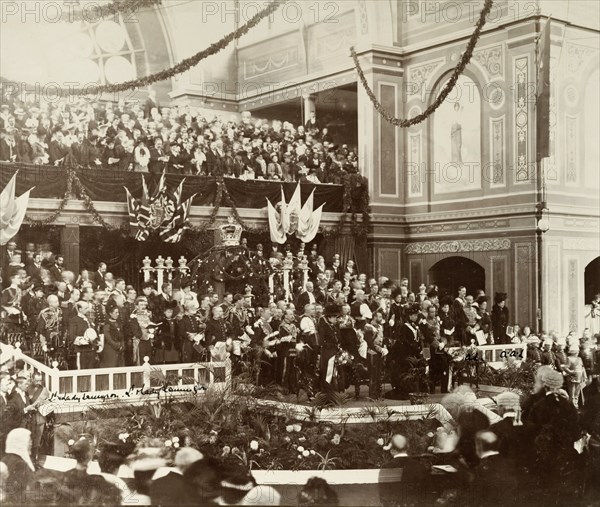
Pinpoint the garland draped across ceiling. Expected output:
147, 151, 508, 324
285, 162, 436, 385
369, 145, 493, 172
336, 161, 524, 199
60, 0, 162, 21
351, 0, 494, 127
56, 0, 288, 95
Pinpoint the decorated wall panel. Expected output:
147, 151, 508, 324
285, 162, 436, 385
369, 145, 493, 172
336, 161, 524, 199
432, 74, 482, 194
490, 255, 508, 298
514, 55, 530, 183
514, 242, 534, 327
378, 248, 401, 281
379, 83, 399, 196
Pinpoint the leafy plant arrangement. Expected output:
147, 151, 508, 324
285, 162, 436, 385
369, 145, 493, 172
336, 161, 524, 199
397, 357, 430, 403
477, 360, 537, 395
75, 382, 441, 471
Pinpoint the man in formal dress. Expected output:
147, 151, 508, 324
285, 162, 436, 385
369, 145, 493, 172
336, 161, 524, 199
93, 263, 107, 289
297, 281, 317, 309
491, 292, 510, 344
9, 374, 32, 431
379, 434, 428, 507
148, 137, 169, 174
26, 372, 49, 461
363, 311, 389, 398
66, 301, 98, 369
299, 304, 319, 371
389, 303, 422, 396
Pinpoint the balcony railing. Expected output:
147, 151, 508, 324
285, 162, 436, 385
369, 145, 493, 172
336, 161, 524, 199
1, 162, 350, 213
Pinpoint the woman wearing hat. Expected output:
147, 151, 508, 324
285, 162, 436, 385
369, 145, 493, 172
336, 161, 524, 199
100, 300, 125, 368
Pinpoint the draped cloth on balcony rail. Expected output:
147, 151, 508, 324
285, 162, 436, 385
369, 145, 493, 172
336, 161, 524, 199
0, 164, 345, 212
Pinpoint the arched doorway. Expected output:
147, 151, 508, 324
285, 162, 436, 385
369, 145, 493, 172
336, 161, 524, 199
584, 257, 600, 304
429, 256, 485, 298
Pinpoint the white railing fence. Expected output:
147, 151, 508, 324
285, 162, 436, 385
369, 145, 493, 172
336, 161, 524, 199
4, 343, 231, 407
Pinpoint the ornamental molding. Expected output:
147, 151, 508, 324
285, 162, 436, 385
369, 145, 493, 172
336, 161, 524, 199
472, 44, 504, 81
405, 58, 446, 98
405, 238, 511, 255
566, 43, 598, 75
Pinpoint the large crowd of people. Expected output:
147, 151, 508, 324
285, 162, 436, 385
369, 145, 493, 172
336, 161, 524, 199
1, 237, 599, 399
1, 237, 599, 505
0, 90, 358, 183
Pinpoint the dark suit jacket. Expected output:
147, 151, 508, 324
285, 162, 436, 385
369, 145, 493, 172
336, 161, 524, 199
8, 389, 30, 429
93, 271, 105, 289
379, 456, 429, 507
149, 147, 168, 174
297, 291, 317, 311
0, 138, 16, 162
150, 472, 195, 506
471, 454, 518, 505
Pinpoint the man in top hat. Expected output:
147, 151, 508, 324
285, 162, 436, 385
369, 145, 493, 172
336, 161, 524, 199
492, 292, 510, 344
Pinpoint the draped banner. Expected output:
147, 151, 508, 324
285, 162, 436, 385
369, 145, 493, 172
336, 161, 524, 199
124, 174, 197, 242
0, 164, 344, 212
1, 172, 34, 245
267, 184, 325, 244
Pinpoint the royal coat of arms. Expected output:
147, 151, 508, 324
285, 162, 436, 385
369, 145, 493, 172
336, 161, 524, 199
124, 173, 196, 242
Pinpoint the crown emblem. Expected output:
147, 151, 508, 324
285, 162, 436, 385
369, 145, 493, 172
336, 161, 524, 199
220, 216, 243, 247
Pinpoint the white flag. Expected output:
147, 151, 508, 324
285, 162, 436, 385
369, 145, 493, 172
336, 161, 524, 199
267, 198, 286, 244
1, 188, 33, 246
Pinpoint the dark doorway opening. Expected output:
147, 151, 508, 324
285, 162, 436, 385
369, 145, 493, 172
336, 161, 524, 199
584, 257, 600, 304
429, 256, 486, 299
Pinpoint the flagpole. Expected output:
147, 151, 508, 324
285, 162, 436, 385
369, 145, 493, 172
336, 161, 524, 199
534, 15, 551, 335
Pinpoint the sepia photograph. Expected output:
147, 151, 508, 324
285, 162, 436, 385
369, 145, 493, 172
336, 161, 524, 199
0, 0, 599, 506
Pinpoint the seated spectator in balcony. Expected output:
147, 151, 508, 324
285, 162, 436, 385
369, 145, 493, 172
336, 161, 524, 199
134, 139, 150, 172
116, 138, 134, 171
0, 128, 17, 162
267, 154, 282, 180
167, 143, 185, 174
205, 141, 222, 176
101, 137, 120, 169
302, 167, 321, 185
281, 152, 295, 182
304, 111, 321, 134
149, 137, 169, 174
48, 129, 70, 165
28, 130, 49, 165
232, 150, 246, 178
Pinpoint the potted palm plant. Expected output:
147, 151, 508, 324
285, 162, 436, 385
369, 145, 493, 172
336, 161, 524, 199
398, 357, 430, 404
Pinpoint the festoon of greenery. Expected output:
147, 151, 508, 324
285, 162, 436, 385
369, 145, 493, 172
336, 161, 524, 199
351, 0, 494, 128
58, 0, 162, 21
23, 169, 371, 241
53, 0, 288, 96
